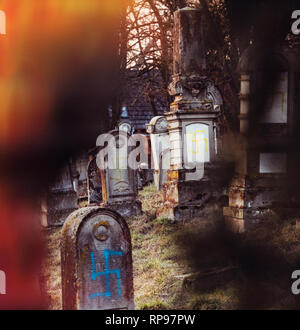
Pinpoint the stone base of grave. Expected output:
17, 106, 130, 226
223, 207, 272, 233
46, 190, 78, 227
178, 266, 238, 292
156, 200, 211, 221
156, 164, 228, 221
101, 200, 143, 219
223, 174, 297, 233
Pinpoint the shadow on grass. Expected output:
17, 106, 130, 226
174, 212, 300, 309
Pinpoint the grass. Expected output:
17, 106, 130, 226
41, 227, 62, 310
130, 184, 300, 310
187, 286, 238, 310
129, 183, 237, 310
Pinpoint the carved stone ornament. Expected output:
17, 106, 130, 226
155, 117, 168, 133
146, 116, 169, 134
117, 121, 134, 136
168, 73, 223, 111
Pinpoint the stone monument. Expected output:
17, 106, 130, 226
157, 7, 223, 220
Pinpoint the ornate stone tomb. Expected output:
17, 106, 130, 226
61, 207, 134, 310
156, 7, 224, 220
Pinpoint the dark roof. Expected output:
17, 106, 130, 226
122, 70, 168, 131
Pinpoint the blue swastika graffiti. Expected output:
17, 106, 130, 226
89, 249, 123, 300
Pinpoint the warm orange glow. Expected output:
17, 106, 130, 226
0, 0, 122, 309
0, 0, 121, 151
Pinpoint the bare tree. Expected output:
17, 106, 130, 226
112, 0, 299, 131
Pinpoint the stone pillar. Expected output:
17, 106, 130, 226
157, 7, 223, 221
61, 207, 134, 310
146, 116, 170, 190
223, 46, 300, 232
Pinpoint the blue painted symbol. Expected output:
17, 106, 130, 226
89, 249, 123, 300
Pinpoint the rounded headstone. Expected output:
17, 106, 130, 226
61, 207, 134, 310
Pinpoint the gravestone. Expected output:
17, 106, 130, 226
118, 121, 150, 188
99, 129, 142, 218
45, 161, 78, 227
146, 116, 170, 190
75, 152, 90, 202
61, 207, 134, 310
224, 45, 300, 232
87, 155, 102, 204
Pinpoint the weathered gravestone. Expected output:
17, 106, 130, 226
98, 129, 142, 218
87, 153, 102, 205
61, 207, 134, 310
146, 116, 170, 190
74, 152, 90, 203
44, 161, 78, 227
136, 133, 153, 188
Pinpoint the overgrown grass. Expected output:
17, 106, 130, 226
41, 227, 62, 310
130, 184, 300, 310
129, 183, 238, 310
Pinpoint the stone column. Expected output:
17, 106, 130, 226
157, 7, 223, 221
